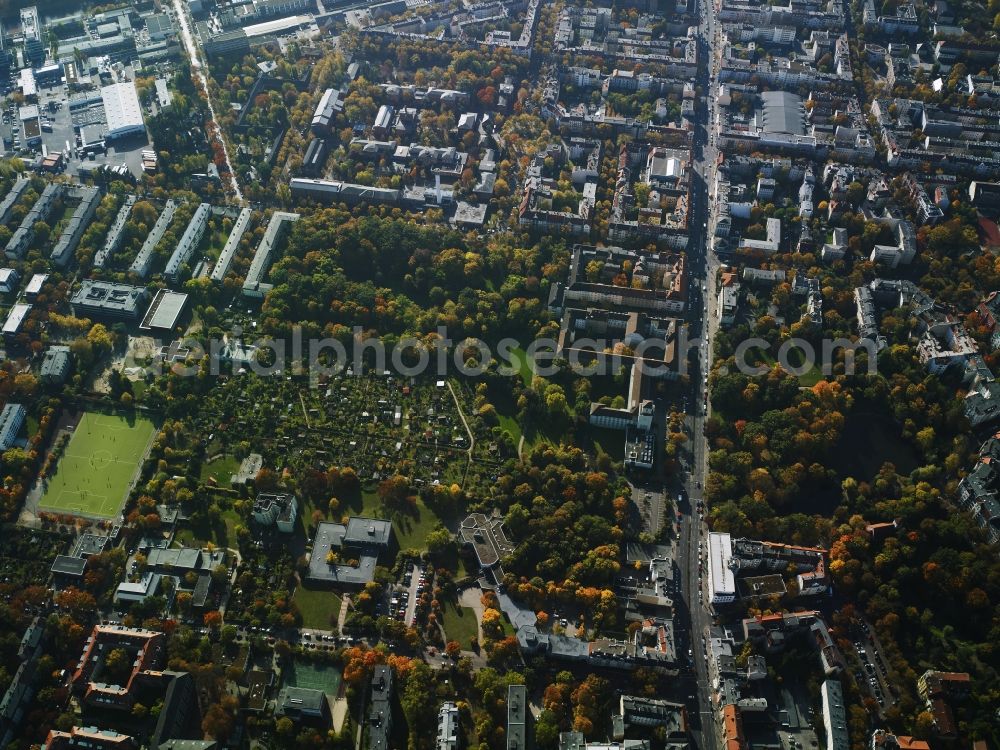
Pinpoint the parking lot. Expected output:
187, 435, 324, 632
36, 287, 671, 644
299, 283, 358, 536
850, 617, 896, 714
3, 63, 157, 177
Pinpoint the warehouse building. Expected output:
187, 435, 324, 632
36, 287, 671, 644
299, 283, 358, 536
101, 82, 146, 140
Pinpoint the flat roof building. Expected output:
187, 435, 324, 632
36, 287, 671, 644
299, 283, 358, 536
40, 345, 72, 385
2, 303, 31, 340
252, 492, 297, 533
140, 289, 189, 332
243, 211, 298, 297
210, 207, 253, 282
131, 199, 177, 278
114, 573, 162, 604
708, 532, 737, 605
164, 203, 211, 283
507, 685, 528, 750
144, 546, 224, 571
290, 178, 400, 206
368, 667, 393, 750
93, 195, 136, 268
276, 687, 326, 720
306, 518, 394, 587
50, 555, 88, 579
71, 280, 149, 320
24, 273, 47, 301
0, 404, 26, 451
821, 680, 848, 750
51, 186, 102, 267
0, 268, 19, 295
437, 702, 459, 750
101, 82, 145, 140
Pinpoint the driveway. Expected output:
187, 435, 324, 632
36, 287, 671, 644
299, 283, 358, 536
404, 564, 422, 626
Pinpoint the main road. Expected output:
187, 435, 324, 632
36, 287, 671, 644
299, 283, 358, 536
169, 0, 245, 205
678, 0, 724, 748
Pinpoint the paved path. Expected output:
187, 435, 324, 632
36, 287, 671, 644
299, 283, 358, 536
446, 381, 475, 456
457, 587, 485, 645
336, 593, 351, 633
331, 680, 349, 733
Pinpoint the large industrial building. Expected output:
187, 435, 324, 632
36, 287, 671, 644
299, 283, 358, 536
101, 81, 146, 140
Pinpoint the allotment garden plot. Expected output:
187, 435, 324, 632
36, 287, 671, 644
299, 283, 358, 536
38, 411, 155, 519
198, 373, 511, 489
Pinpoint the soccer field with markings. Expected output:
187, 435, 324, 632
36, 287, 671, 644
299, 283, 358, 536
39, 411, 156, 518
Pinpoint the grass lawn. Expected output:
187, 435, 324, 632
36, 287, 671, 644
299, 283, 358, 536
336, 487, 444, 551
200, 454, 240, 485
392, 497, 445, 551
497, 413, 523, 445
441, 600, 479, 644
500, 612, 515, 636
293, 586, 343, 631
175, 508, 242, 548
507, 346, 534, 387
40, 411, 155, 518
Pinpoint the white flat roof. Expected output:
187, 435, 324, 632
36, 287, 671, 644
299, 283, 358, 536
3, 303, 30, 335
140, 289, 189, 331
101, 81, 144, 137
708, 532, 736, 597
24, 273, 47, 295
244, 14, 311, 37
18, 68, 35, 97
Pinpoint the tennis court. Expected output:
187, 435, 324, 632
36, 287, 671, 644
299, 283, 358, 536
39, 411, 155, 518
284, 660, 342, 695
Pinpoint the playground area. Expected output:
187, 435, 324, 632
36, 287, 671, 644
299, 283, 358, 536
37, 411, 155, 519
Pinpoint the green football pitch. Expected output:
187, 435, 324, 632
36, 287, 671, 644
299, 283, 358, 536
39, 411, 156, 518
